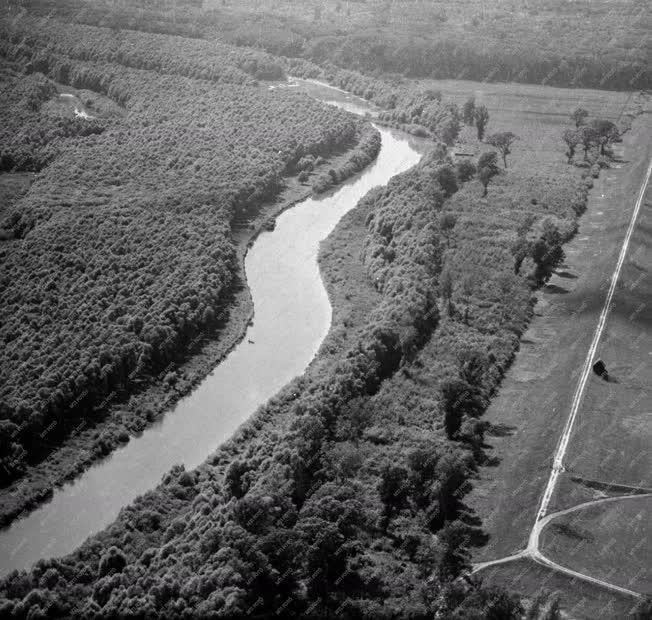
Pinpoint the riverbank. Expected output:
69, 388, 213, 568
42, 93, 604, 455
0, 125, 379, 529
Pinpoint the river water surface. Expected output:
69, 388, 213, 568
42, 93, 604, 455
0, 82, 426, 576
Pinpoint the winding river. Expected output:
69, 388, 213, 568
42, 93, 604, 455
0, 81, 426, 576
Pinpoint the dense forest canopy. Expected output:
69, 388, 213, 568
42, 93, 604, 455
0, 14, 373, 485
5, 0, 649, 90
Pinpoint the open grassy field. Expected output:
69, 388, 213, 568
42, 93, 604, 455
457, 80, 651, 614
540, 495, 651, 593
553, 178, 652, 495
480, 557, 640, 619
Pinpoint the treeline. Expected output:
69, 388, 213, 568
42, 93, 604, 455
3, 0, 209, 39
0, 18, 372, 487
219, 0, 650, 91
294, 30, 649, 91
0, 14, 285, 85
286, 58, 463, 143
312, 124, 381, 192
5, 0, 648, 91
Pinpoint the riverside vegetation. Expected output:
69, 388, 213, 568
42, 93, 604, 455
0, 14, 381, 499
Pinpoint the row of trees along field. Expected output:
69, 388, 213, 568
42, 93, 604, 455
0, 15, 374, 486
0, 127, 590, 616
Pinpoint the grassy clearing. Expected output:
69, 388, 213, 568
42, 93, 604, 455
480, 557, 638, 620
540, 495, 652, 593
559, 180, 652, 492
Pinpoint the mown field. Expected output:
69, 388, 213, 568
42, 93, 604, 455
540, 495, 652, 593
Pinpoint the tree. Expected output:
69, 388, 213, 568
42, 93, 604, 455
224, 459, 251, 499
477, 151, 499, 197
562, 128, 581, 163
531, 220, 565, 284
474, 105, 489, 140
439, 213, 457, 248
462, 97, 476, 125
510, 235, 531, 274
407, 445, 440, 508
478, 167, 494, 197
589, 118, 619, 155
486, 131, 518, 168
298, 517, 353, 613
329, 442, 363, 482
335, 397, 371, 444
378, 465, 410, 521
0, 420, 26, 485
435, 164, 458, 197
431, 520, 472, 580
98, 547, 127, 577
578, 125, 599, 160
477, 151, 499, 172
570, 107, 589, 128
439, 266, 454, 316
455, 158, 476, 182
441, 378, 483, 438
439, 116, 461, 146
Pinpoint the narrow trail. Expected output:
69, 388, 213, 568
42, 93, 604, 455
471, 156, 652, 600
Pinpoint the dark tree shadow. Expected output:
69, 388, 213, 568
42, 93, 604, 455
486, 423, 517, 437
458, 504, 490, 547
543, 283, 569, 294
